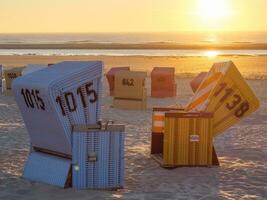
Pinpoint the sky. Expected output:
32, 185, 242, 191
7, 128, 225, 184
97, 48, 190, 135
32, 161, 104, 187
0, 0, 266, 33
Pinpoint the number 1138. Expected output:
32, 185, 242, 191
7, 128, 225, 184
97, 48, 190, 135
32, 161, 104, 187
214, 82, 249, 118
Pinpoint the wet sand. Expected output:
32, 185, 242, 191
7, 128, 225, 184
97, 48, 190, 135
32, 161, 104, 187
1, 55, 267, 79
1, 42, 267, 50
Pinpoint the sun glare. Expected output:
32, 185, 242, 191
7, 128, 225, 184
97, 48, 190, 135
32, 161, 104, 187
196, 0, 231, 19
192, 0, 233, 31
204, 50, 220, 58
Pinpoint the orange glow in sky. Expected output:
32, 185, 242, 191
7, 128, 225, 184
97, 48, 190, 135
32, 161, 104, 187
0, 0, 266, 33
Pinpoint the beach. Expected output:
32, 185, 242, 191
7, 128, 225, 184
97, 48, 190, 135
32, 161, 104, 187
0, 55, 266, 199
1, 55, 267, 79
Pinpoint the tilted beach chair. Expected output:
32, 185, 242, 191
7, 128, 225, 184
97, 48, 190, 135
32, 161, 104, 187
151, 61, 259, 168
190, 71, 207, 93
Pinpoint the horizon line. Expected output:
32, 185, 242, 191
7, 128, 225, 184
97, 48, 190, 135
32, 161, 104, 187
1, 31, 267, 34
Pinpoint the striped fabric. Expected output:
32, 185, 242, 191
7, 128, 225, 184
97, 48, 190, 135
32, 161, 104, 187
163, 112, 214, 166
0, 65, 2, 92
186, 61, 230, 111
72, 124, 125, 190
186, 61, 260, 135
152, 111, 165, 133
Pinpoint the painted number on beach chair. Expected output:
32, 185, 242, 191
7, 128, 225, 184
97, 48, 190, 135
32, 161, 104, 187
21, 88, 45, 110
7, 73, 18, 79
56, 82, 98, 116
77, 82, 97, 107
122, 78, 134, 86
214, 82, 250, 118
234, 101, 250, 118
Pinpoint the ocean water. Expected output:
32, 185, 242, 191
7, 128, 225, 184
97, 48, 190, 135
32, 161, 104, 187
1, 32, 267, 44
1, 49, 267, 57
1, 32, 267, 56
1, 33, 267, 79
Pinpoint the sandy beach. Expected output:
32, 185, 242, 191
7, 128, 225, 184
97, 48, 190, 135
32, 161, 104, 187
1, 55, 267, 79
0, 56, 266, 200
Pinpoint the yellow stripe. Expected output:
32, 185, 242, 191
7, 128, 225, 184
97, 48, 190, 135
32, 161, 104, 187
198, 72, 221, 92
187, 91, 210, 111
153, 115, 164, 121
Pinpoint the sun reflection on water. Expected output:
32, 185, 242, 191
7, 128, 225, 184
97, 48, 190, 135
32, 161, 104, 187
204, 50, 220, 57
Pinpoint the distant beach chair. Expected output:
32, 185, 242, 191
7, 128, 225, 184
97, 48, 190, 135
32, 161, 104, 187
0, 65, 2, 93
13, 61, 125, 189
151, 67, 176, 98
151, 61, 259, 168
4, 67, 24, 96
113, 71, 147, 110
106, 67, 130, 96
190, 72, 207, 93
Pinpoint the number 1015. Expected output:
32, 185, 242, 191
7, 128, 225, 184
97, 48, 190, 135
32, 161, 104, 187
21, 88, 45, 110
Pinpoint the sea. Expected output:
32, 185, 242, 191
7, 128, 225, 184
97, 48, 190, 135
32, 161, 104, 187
1, 32, 267, 56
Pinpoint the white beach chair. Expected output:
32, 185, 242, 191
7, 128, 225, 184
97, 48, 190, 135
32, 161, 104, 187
21, 64, 48, 76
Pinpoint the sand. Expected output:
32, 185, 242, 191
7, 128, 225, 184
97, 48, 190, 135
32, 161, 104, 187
1, 55, 267, 79
0, 56, 266, 200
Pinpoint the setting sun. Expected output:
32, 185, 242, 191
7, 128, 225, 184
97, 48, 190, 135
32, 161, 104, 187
191, 0, 234, 31
196, 0, 231, 19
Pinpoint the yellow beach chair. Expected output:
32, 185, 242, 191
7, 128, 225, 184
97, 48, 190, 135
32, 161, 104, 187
186, 61, 260, 135
151, 61, 259, 167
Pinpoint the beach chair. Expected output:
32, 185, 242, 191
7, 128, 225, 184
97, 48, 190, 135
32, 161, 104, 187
4, 67, 24, 96
163, 111, 214, 167
190, 72, 207, 93
72, 122, 125, 190
22, 64, 48, 75
151, 61, 259, 167
113, 71, 147, 110
0, 65, 2, 93
151, 67, 176, 98
22, 121, 125, 189
14, 61, 125, 189
186, 61, 260, 135
151, 107, 219, 168
151, 107, 184, 155
13, 61, 103, 155
106, 67, 130, 96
